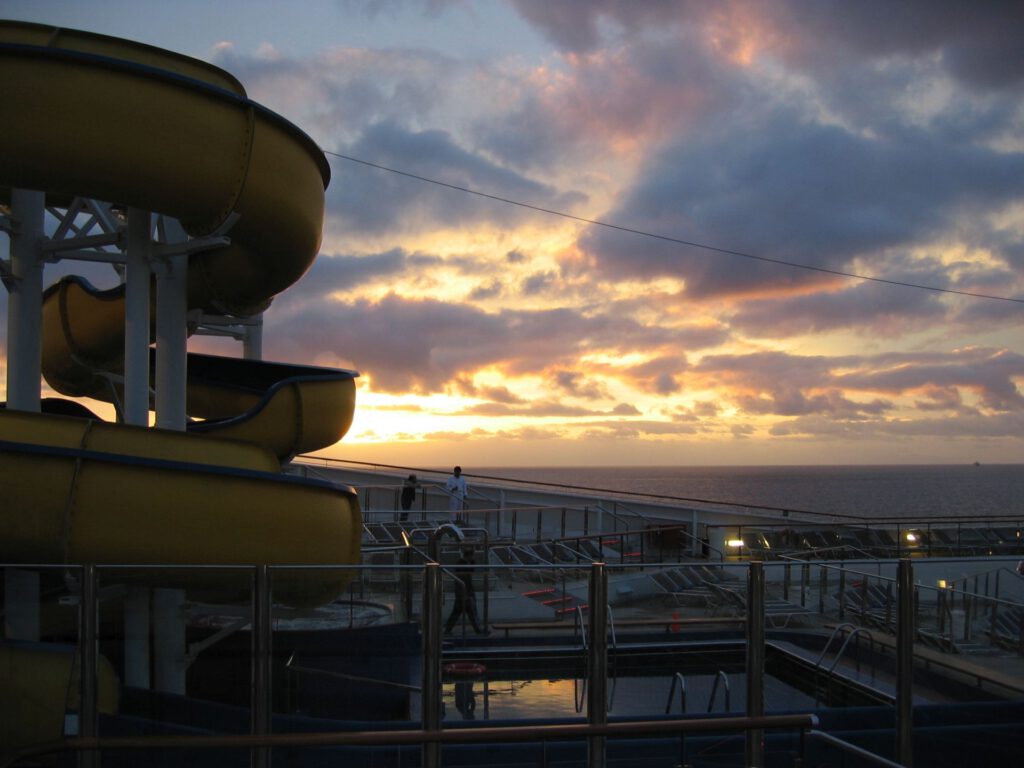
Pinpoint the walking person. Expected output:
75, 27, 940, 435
445, 465, 468, 524
445, 550, 484, 635
400, 474, 417, 521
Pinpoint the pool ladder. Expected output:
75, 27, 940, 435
813, 622, 874, 706
574, 604, 618, 713
665, 672, 686, 714
665, 670, 731, 714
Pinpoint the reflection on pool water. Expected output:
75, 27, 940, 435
441, 672, 816, 721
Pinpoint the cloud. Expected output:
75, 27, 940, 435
327, 121, 586, 237
284, 249, 410, 300
510, 1, 1024, 91
550, 369, 609, 400
835, 348, 1024, 411
213, 45, 459, 144
770, 410, 1024, 440
756, 0, 1024, 91
693, 347, 1024, 418
508, 0, 680, 53
580, 110, 1024, 298
625, 355, 687, 395
729, 274, 949, 339
461, 399, 621, 418
264, 292, 705, 393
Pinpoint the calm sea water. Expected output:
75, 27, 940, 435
473, 465, 1023, 520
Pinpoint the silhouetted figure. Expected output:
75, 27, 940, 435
454, 681, 476, 719
445, 551, 483, 634
400, 474, 417, 521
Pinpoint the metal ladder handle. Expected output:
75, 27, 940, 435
826, 628, 874, 676
575, 605, 587, 650
706, 670, 730, 713
606, 604, 618, 712
575, 604, 619, 712
665, 672, 687, 715
813, 623, 859, 669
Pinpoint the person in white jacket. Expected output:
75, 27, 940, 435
445, 466, 468, 523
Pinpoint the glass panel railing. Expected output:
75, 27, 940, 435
6, 556, 1024, 766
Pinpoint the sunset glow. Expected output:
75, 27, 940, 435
3, 1, 1022, 467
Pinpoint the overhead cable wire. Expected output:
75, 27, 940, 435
324, 150, 1024, 305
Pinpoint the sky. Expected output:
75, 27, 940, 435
3, 1, 1023, 467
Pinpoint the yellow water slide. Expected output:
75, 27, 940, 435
0, 22, 361, 594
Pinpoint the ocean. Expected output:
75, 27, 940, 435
474, 465, 1023, 521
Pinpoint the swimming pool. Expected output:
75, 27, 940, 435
440, 670, 817, 721
429, 639, 895, 722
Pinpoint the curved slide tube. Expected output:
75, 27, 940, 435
0, 642, 118, 750
1, 21, 354, 458
0, 22, 361, 591
42, 276, 357, 461
0, 409, 360, 607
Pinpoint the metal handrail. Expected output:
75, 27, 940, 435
0, 714, 821, 768
706, 670, 730, 713
665, 672, 687, 714
606, 603, 618, 712
813, 623, 860, 668
807, 729, 904, 768
573, 603, 618, 714
813, 625, 874, 707
285, 653, 421, 692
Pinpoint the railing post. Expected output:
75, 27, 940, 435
896, 559, 914, 767
587, 563, 608, 768
885, 582, 894, 631
746, 561, 765, 768
402, 547, 414, 622
989, 597, 999, 646
838, 567, 847, 622
800, 562, 809, 607
818, 565, 827, 614
79, 564, 98, 768
252, 565, 272, 768
422, 563, 443, 768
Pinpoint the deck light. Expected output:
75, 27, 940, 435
726, 539, 745, 548
905, 532, 917, 543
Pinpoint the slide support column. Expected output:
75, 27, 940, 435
124, 586, 151, 690
6, 188, 45, 412
124, 208, 152, 426
153, 588, 187, 695
244, 315, 263, 360
154, 253, 188, 430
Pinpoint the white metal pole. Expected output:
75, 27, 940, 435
152, 587, 187, 695
124, 209, 152, 426
124, 586, 151, 690
6, 188, 45, 412
154, 254, 188, 430
243, 314, 263, 360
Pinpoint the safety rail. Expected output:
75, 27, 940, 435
3, 557, 979, 768
0, 714, 820, 768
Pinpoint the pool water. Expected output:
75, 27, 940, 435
440, 672, 816, 721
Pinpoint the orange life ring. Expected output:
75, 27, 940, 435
443, 661, 487, 678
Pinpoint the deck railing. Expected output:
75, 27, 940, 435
5, 555, 1024, 767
